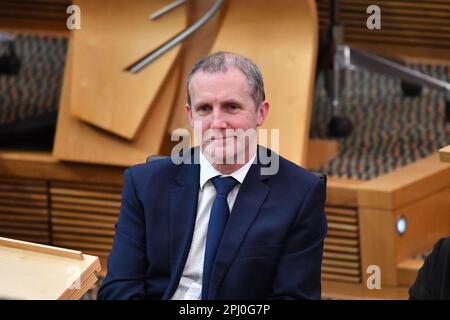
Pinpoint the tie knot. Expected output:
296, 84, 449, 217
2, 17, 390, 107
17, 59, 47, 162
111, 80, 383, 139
211, 176, 238, 196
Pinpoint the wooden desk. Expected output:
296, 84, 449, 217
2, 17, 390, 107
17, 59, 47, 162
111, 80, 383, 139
0, 237, 100, 300
439, 145, 450, 163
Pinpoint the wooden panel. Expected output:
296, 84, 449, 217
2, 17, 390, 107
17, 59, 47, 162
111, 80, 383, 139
0, 151, 125, 185
52, 210, 117, 224
0, 176, 46, 188
52, 203, 119, 215
317, 0, 450, 56
0, 214, 48, 224
0, 0, 69, 18
359, 208, 397, 286
52, 225, 115, 237
324, 244, 359, 254
0, 190, 47, 201
69, 0, 186, 139
326, 177, 363, 207
357, 154, 450, 286
347, 33, 449, 48
322, 273, 361, 283
363, 188, 450, 288
327, 229, 358, 239
53, 28, 182, 166
0, 233, 48, 245
209, 0, 318, 166
52, 196, 120, 208
0, 228, 49, 237
0, 219, 48, 229
327, 206, 362, 217
52, 233, 113, 245
395, 187, 450, 264
50, 188, 122, 200
327, 222, 358, 232
52, 217, 115, 229
0, 180, 46, 193
49, 181, 121, 276
322, 206, 361, 283
440, 145, 450, 163
0, 0, 70, 33
346, 28, 450, 43
325, 237, 358, 246
358, 154, 450, 210
0, 176, 50, 244
322, 281, 409, 300
0, 205, 48, 215
333, 17, 450, 33
306, 139, 339, 171
326, 215, 357, 224
53, 240, 112, 252
397, 259, 424, 287
51, 182, 121, 193
322, 259, 359, 269
322, 266, 360, 276
323, 251, 359, 261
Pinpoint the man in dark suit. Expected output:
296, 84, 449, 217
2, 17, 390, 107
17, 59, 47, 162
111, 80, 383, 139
98, 51, 327, 300
409, 237, 450, 300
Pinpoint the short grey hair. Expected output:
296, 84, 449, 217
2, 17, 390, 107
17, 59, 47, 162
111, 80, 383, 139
186, 51, 265, 108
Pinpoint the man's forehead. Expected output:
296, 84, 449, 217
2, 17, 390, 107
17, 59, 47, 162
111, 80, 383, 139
191, 67, 246, 83
190, 69, 251, 98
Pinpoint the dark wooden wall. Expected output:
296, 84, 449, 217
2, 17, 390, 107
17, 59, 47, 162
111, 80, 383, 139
317, 0, 450, 55
1, 0, 449, 53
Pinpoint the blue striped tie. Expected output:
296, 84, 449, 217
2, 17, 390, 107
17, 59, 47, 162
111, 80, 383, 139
201, 176, 239, 300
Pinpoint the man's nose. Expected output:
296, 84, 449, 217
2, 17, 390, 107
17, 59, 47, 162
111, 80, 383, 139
210, 109, 228, 129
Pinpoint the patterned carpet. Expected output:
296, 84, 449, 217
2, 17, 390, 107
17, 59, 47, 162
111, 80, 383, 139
310, 64, 450, 180
0, 33, 67, 150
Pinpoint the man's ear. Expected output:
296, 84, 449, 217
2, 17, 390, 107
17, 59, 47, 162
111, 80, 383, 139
186, 104, 194, 127
257, 101, 270, 127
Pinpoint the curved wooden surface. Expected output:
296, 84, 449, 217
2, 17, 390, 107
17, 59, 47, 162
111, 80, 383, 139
440, 145, 450, 163
209, 0, 318, 166
69, 0, 186, 139
53, 33, 182, 167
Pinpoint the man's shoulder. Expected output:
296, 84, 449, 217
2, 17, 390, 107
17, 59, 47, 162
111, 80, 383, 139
433, 237, 450, 261
409, 236, 450, 299
126, 156, 180, 186
262, 147, 323, 187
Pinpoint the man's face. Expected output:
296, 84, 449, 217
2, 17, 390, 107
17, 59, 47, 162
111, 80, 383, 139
186, 68, 269, 165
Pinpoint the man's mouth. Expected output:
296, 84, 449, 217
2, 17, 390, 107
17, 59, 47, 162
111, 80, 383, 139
211, 136, 235, 141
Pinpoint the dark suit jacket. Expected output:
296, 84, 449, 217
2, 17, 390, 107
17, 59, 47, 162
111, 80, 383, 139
98, 147, 327, 300
409, 237, 450, 300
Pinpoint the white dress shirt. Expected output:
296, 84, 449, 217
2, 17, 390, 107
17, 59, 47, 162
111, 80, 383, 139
170, 151, 256, 300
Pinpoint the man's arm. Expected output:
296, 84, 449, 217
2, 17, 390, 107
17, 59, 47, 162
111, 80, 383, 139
268, 177, 327, 300
97, 168, 149, 300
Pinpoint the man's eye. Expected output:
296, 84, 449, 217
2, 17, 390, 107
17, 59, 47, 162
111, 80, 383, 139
229, 104, 240, 110
198, 105, 211, 112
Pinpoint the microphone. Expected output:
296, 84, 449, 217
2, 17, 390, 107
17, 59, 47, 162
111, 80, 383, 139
0, 33, 21, 75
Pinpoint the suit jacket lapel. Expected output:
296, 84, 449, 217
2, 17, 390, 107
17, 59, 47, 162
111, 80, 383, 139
162, 149, 200, 299
208, 157, 270, 299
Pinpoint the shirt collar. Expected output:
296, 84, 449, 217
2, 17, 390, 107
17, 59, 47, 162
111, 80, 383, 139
199, 151, 256, 190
